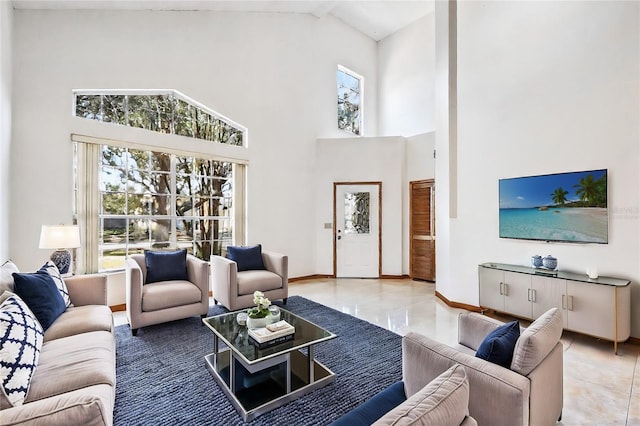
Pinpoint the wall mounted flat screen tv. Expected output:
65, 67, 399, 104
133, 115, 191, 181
499, 169, 608, 244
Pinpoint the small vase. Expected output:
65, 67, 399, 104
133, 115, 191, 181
246, 316, 270, 329
531, 255, 543, 268
542, 255, 558, 270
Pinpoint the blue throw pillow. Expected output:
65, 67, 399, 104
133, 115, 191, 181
475, 320, 520, 368
227, 244, 266, 272
12, 272, 67, 331
144, 249, 189, 284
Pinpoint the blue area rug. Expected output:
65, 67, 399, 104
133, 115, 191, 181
114, 296, 402, 425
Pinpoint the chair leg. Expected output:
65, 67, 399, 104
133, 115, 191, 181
283, 297, 287, 305
131, 327, 138, 336
213, 298, 218, 305
558, 411, 562, 421
201, 313, 207, 325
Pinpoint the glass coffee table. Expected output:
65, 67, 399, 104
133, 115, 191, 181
202, 308, 337, 421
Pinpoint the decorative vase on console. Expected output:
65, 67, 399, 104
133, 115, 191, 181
531, 255, 543, 268
542, 255, 558, 270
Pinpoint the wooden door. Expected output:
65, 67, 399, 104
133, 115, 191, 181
410, 180, 435, 281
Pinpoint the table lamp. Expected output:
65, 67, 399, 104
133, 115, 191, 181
39, 225, 81, 274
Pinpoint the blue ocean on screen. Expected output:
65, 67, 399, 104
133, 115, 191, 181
499, 207, 608, 243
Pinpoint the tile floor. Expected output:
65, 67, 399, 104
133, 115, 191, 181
114, 277, 640, 425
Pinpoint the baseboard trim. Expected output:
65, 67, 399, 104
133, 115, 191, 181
110, 304, 126, 312
379, 274, 410, 279
289, 274, 333, 282
628, 336, 640, 346
435, 291, 482, 313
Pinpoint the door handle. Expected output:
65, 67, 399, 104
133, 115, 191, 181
499, 282, 504, 295
562, 294, 566, 310
531, 289, 536, 303
527, 288, 531, 302
568, 295, 574, 311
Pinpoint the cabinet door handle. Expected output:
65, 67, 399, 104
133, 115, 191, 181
503, 283, 508, 296
562, 294, 566, 310
499, 282, 504, 295
527, 288, 531, 302
568, 295, 574, 311
532, 289, 537, 303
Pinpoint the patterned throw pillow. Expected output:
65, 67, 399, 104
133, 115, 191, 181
39, 261, 72, 308
1, 260, 19, 294
0, 293, 44, 407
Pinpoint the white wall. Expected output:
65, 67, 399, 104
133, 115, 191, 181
436, 1, 640, 337
0, 1, 12, 261
378, 13, 435, 137
314, 137, 406, 276
10, 10, 378, 279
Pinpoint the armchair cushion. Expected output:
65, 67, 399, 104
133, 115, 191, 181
1, 260, 19, 293
510, 307, 563, 376
475, 320, 520, 368
374, 364, 470, 426
144, 249, 189, 284
227, 244, 266, 271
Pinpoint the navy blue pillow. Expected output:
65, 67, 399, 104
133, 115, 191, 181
475, 320, 520, 368
329, 381, 406, 426
12, 271, 67, 330
144, 249, 189, 284
227, 245, 265, 272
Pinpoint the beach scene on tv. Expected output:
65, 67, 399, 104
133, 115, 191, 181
499, 169, 608, 244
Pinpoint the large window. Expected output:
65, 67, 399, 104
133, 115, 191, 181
337, 65, 363, 135
72, 90, 247, 273
74, 90, 244, 146
97, 146, 235, 271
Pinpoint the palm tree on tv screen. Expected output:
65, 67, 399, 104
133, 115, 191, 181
574, 174, 607, 207
551, 187, 569, 206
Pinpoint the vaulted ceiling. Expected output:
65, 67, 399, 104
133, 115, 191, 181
11, 0, 434, 41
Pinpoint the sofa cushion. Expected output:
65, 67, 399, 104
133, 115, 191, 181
26, 330, 115, 403
1, 260, 19, 293
39, 261, 73, 308
144, 249, 189, 284
12, 271, 67, 331
475, 320, 520, 368
374, 364, 470, 426
44, 305, 114, 342
0, 293, 44, 408
330, 381, 407, 426
1, 383, 114, 426
511, 307, 563, 376
142, 281, 202, 312
227, 244, 266, 272
237, 270, 283, 295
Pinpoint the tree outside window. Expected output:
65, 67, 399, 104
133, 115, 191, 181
337, 66, 363, 135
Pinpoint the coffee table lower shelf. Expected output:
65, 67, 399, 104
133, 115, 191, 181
205, 348, 335, 421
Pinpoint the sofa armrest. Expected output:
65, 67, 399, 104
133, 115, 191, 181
458, 312, 505, 351
262, 251, 288, 285
64, 274, 107, 306
402, 332, 530, 426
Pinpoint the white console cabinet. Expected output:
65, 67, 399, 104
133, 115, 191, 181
479, 263, 631, 353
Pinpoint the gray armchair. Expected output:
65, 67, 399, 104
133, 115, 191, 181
402, 308, 563, 426
126, 253, 210, 336
211, 250, 288, 311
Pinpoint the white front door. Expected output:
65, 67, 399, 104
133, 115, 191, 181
335, 183, 380, 278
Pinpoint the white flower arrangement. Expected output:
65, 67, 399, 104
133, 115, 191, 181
248, 291, 271, 318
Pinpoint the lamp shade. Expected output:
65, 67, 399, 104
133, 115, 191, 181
39, 225, 81, 249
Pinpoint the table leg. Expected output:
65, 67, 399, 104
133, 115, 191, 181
308, 345, 315, 384
230, 352, 236, 393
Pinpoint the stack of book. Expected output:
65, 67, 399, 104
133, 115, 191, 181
248, 320, 295, 348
